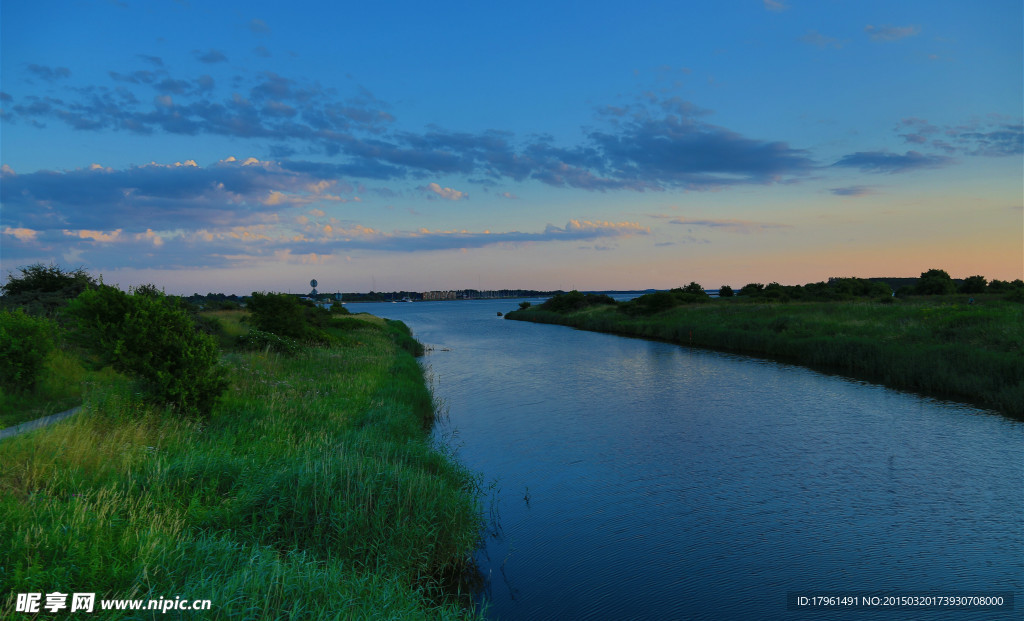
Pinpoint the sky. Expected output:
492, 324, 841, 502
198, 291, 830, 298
1, 0, 1021, 295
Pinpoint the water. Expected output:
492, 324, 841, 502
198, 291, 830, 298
359, 299, 1023, 620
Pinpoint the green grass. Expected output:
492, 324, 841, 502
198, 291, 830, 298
0, 317, 483, 619
0, 347, 123, 429
507, 296, 1024, 419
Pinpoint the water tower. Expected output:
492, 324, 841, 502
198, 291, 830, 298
309, 278, 318, 297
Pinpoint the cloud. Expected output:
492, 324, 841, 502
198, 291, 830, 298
800, 30, 845, 49
584, 99, 816, 189
894, 117, 1023, 157
0, 158, 357, 234
137, 54, 164, 67
865, 24, 920, 41
661, 216, 790, 234
26, 64, 71, 81
5, 68, 814, 191
308, 219, 649, 253
422, 182, 467, 200
829, 186, 874, 197
831, 150, 952, 173
248, 18, 271, 35
0, 204, 651, 270
195, 49, 228, 63
2, 227, 39, 241
763, 0, 788, 11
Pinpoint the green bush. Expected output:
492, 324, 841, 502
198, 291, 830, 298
718, 285, 734, 298
238, 330, 302, 355
66, 285, 228, 415
246, 292, 334, 342
0, 309, 55, 392
959, 275, 987, 294
540, 290, 617, 313
916, 268, 956, 295
0, 263, 97, 319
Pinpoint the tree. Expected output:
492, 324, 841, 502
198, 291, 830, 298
1, 263, 97, 318
916, 269, 956, 295
247, 292, 311, 339
959, 275, 987, 294
0, 309, 55, 392
718, 285, 734, 298
66, 285, 228, 415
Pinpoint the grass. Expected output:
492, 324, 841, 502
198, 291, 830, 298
506, 295, 1024, 419
0, 347, 123, 429
0, 314, 483, 619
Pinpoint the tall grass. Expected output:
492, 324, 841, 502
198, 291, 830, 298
0, 348, 122, 429
0, 317, 483, 619
507, 298, 1024, 419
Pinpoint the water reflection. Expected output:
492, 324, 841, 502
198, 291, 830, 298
360, 299, 1023, 620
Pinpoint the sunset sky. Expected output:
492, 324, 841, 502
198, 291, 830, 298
2, 0, 1021, 295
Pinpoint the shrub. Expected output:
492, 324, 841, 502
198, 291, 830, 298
0, 263, 97, 318
628, 291, 679, 315
0, 309, 55, 392
916, 268, 956, 295
540, 291, 616, 313
959, 275, 988, 294
238, 329, 302, 355
247, 292, 310, 339
519, 301, 532, 310
66, 285, 228, 415
718, 285, 734, 298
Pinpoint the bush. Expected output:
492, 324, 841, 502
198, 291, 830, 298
0, 263, 97, 319
519, 301, 532, 310
247, 292, 309, 339
66, 285, 228, 415
718, 285, 734, 298
0, 309, 55, 392
540, 291, 616, 313
238, 329, 302, 355
959, 275, 987, 294
629, 291, 679, 315
916, 269, 956, 295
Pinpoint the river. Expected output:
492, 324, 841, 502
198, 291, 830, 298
359, 298, 1023, 620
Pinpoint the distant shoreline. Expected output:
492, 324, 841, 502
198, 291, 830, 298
506, 295, 1024, 419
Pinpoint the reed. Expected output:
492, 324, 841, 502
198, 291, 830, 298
507, 297, 1024, 419
0, 316, 483, 619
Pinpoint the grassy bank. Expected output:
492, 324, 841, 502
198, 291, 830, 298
0, 316, 483, 619
506, 296, 1024, 419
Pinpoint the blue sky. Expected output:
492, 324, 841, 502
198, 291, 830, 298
2, 0, 1021, 294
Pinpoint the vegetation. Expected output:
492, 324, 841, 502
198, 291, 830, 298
1, 278, 484, 618
507, 272, 1024, 419
65, 285, 229, 416
538, 290, 618, 313
0, 264, 97, 320
0, 309, 55, 393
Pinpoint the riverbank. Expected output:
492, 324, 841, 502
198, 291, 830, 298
505, 296, 1024, 419
0, 315, 483, 619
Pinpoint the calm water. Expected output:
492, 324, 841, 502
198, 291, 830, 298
360, 299, 1023, 620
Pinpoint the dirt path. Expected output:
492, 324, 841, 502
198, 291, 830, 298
0, 406, 83, 442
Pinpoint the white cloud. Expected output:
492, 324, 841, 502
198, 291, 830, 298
423, 182, 468, 200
